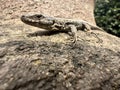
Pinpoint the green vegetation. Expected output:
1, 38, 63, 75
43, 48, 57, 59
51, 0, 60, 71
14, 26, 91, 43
95, 0, 120, 37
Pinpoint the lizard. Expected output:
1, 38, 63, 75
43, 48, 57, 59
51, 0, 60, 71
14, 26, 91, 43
21, 13, 104, 43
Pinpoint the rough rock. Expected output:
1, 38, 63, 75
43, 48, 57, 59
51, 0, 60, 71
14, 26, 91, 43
0, 0, 120, 90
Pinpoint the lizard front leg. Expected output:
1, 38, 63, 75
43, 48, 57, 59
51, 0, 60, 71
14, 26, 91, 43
68, 25, 78, 43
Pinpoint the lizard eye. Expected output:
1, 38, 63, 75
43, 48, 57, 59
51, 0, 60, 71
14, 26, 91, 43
35, 14, 44, 19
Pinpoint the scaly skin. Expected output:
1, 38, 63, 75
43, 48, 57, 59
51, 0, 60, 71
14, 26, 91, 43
21, 14, 104, 43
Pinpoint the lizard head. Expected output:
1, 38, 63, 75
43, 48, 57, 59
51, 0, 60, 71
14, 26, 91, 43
21, 14, 45, 23
21, 14, 54, 28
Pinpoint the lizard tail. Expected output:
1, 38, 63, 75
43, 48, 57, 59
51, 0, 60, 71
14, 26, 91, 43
87, 23, 105, 32
91, 26, 103, 31
82, 20, 105, 32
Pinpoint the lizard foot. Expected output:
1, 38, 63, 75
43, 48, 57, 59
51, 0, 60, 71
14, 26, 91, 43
66, 37, 77, 45
84, 29, 103, 43
90, 32, 103, 43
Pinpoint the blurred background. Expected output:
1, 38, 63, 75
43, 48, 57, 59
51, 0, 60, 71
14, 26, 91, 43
95, 0, 120, 37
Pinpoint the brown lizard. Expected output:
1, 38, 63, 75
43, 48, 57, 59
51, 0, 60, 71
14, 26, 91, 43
21, 14, 105, 43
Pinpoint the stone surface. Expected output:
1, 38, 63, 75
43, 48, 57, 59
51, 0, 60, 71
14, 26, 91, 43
0, 0, 120, 90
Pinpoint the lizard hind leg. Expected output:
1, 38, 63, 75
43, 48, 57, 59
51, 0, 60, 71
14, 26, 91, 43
84, 23, 103, 43
82, 23, 93, 39
83, 23, 92, 32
